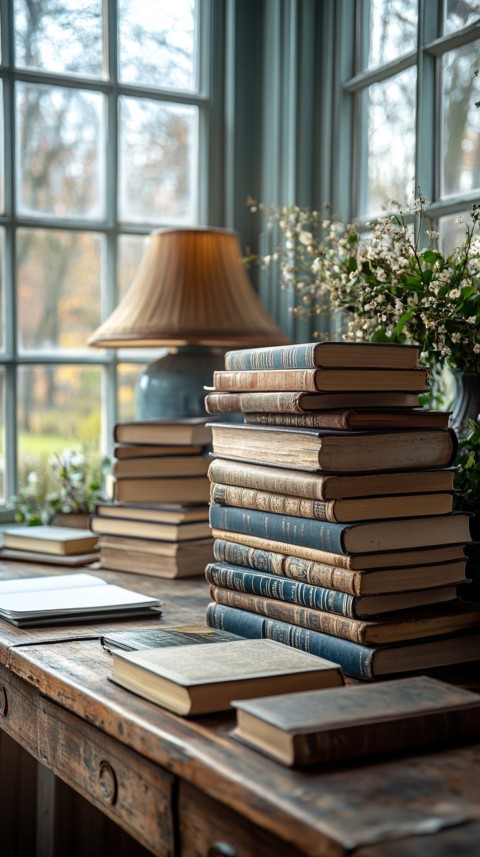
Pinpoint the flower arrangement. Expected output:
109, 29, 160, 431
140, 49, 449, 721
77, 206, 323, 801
13, 449, 111, 526
252, 196, 480, 375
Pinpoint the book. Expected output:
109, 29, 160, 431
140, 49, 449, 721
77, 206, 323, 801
210, 529, 466, 570
0, 548, 100, 567
209, 483, 454, 522
208, 505, 472, 554
207, 459, 456, 500
99, 536, 214, 578
95, 503, 209, 524
209, 588, 480, 645
204, 561, 461, 618
209, 424, 458, 473
231, 676, 480, 767
90, 514, 211, 542
101, 624, 243, 652
109, 637, 344, 716
110, 475, 210, 504
113, 455, 209, 479
0, 572, 161, 627
206, 602, 480, 680
114, 443, 204, 459
205, 390, 422, 414
113, 418, 214, 446
212, 367, 429, 393
224, 341, 420, 371
244, 409, 451, 431
213, 540, 469, 596
2, 525, 98, 556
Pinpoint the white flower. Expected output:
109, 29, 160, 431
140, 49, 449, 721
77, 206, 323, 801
27, 471, 38, 485
298, 230, 313, 246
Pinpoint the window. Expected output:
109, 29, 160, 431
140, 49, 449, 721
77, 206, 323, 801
0, 0, 213, 512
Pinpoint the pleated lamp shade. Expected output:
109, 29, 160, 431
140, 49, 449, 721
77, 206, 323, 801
88, 227, 288, 348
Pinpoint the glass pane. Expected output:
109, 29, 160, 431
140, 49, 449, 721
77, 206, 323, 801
17, 229, 102, 352
0, 369, 4, 503
118, 97, 198, 224
0, 228, 4, 352
16, 82, 105, 218
117, 362, 144, 423
14, 0, 103, 77
117, 234, 149, 300
361, 67, 416, 217
366, 0, 417, 69
444, 0, 479, 34
17, 365, 103, 486
442, 43, 480, 197
118, 0, 197, 90
438, 210, 474, 255
0, 81, 3, 213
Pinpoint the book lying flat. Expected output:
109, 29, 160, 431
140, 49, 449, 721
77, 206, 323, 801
207, 459, 456, 500
109, 637, 344, 716
110, 475, 210, 504
0, 548, 99, 567
231, 676, 480, 767
212, 367, 428, 393
2, 525, 98, 556
244, 409, 451, 431
114, 443, 204, 459
213, 540, 469, 596
205, 390, 422, 414
206, 602, 480, 680
95, 503, 209, 525
90, 514, 211, 542
99, 537, 214, 578
101, 624, 243, 652
209, 424, 457, 473
113, 455, 209, 479
114, 418, 214, 446
224, 342, 420, 371
0, 572, 161, 626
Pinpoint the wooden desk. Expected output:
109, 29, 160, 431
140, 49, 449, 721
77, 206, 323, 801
1, 560, 480, 857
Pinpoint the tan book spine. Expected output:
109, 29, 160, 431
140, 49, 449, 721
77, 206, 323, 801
207, 459, 328, 500
210, 528, 354, 569
212, 369, 319, 392
244, 411, 350, 429
210, 482, 333, 521
205, 391, 317, 414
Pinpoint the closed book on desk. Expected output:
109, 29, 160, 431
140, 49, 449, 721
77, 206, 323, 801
232, 676, 480, 767
208, 505, 471, 554
90, 514, 211, 542
2, 525, 98, 556
224, 341, 420, 371
114, 443, 204, 459
212, 367, 428, 393
113, 455, 209, 478
207, 459, 456, 500
102, 624, 243, 653
99, 536, 213, 578
95, 502, 209, 525
205, 390, 422, 414
111, 475, 209, 504
114, 418, 214, 446
206, 602, 480, 680
209, 424, 457, 473
205, 562, 461, 618
110, 638, 344, 716
244, 409, 451, 431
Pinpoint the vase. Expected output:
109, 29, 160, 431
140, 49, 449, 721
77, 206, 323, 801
450, 373, 480, 439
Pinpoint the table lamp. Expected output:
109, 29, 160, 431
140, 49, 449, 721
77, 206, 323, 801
88, 226, 288, 419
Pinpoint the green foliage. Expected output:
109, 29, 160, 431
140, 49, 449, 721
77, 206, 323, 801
13, 449, 111, 526
453, 421, 480, 515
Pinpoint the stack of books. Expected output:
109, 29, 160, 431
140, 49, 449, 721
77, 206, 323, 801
203, 341, 480, 679
1, 525, 100, 567
90, 418, 214, 578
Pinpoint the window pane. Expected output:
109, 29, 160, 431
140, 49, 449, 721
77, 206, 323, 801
17, 229, 102, 352
118, 234, 149, 300
0, 81, 3, 213
17, 365, 102, 475
360, 68, 416, 217
0, 369, 4, 502
118, 97, 198, 224
16, 82, 105, 218
444, 0, 479, 34
14, 0, 104, 77
438, 210, 474, 255
118, 363, 143, 422
366, 0, 417, 69
0, 228, 4, 352
442, 43, 480, 197
118, 0, 197, 90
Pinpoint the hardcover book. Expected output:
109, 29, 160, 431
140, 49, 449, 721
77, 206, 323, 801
207, 459, 456, 500
114, 443, 204, 459
206, 602, 480, 680
209, 423, 458, 473
2, 525, 98, 556
204, 390, 422, 414
109, 638, 344, 716
212, 540, 469, 596
112, 455, 209, 479
231, 676, 480, 767
208, 504, 472, 554
110, 475, 210, 504
209, 587, 480, 645
99, 536, 214, 578
95, 503, 209, 525
101, 624, 243, 652
244, 409, 451, 431
223, 341, 420, 371
113, 417, 214, 446
90, 514, 211, 542
212, 367, 428, 394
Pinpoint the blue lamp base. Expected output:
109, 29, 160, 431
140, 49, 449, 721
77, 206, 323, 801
135, 345, 226, 420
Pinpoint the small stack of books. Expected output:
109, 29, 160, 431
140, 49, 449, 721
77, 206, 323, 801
204, 341, 480, 679
1, 525, 100, 567
91, 418, 214, 578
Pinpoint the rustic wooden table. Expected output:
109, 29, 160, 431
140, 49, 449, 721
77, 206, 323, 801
1, 560, 480, 857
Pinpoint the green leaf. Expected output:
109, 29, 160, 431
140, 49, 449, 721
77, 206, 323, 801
393, 307, 415, 335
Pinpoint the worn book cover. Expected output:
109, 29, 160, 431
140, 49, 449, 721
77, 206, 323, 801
2, 525, 98, 556
212, 367, 428, 393
113, 417, 214, 446
109, 637, 344, 716
204, 390, 422, 414
113, 455, 209, 479
231, 676, 480, 766
90, 514, 211, 542
223, 342, 420, 371
244, 409, 451, 431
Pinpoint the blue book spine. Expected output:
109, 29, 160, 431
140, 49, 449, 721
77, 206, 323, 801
205, 561, 355, 617
206, 602, 375, 680
209, 504, 349, 554
224, 343, 317, 371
